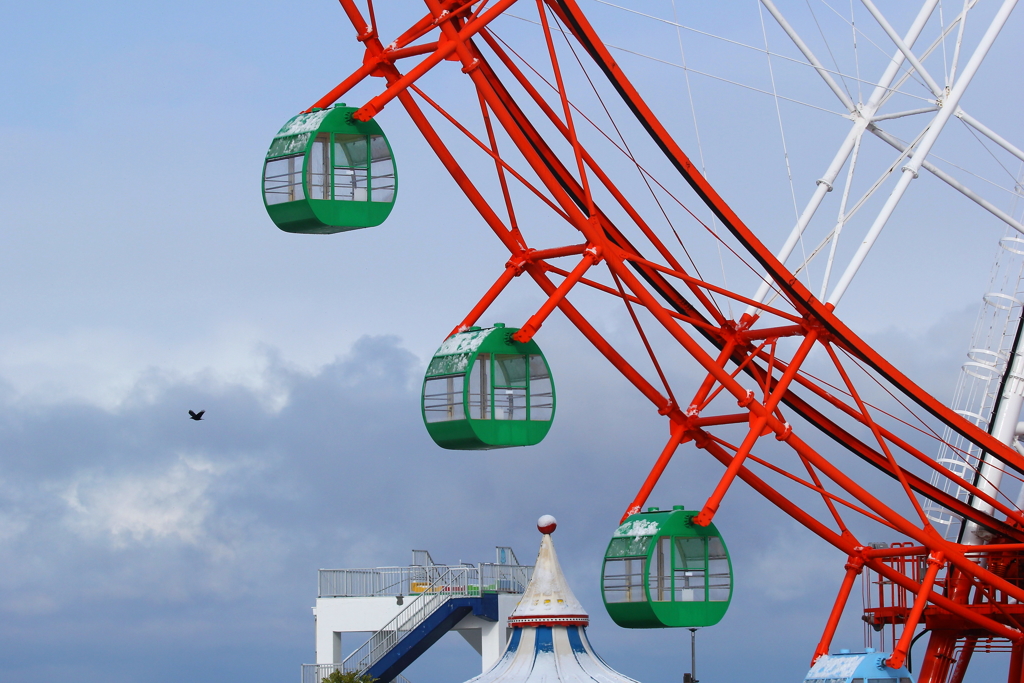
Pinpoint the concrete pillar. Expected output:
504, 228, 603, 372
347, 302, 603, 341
479, 620, 509, 670
333, 632, 342, 664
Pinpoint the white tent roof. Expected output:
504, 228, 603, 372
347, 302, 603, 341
463, 516, 641, 683
507, 532, 588, 627
464, 622, 639, 683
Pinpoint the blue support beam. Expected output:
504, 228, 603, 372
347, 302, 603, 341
368, 594, 499, 683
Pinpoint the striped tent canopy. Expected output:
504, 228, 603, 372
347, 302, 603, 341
464, 516, 640, 683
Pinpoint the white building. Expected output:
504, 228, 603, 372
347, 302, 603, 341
304, 548, 532, 683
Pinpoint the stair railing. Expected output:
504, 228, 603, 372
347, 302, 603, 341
341, 565, 478, 675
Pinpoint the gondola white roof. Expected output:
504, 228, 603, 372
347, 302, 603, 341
464, 515, 641, 683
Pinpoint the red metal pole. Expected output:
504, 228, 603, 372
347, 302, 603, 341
887, 552, 944, 669
387, 82, 677, 418
477, 90, 521, 239
812, 555, 864, 664
326, 8, 1024, 674
621, 424, 685, 521
389, 78, 679, 419
917, 631, 959, 683
780, 358, 1024, 524
699, 437, 1020, 640
768, 370, 1024, 539
535, 0, 596, 219
783, 423, 1024, 604
549, 0, 1024, 480
451, 264, 519, 336
306, 62, 376, 112
355, 0, 524, 121
477, 29, 728, 326
693, 329, 819, 526
824, 343, 933, 528
337, 0, 374, 39
1009, 639, 1024, 683
529, 244, 587, 260
688, 339, 740, 410
512, 248, 599, 343
948, 638, 976, 683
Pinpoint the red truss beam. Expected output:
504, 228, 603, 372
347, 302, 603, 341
321, 1, 1024, 680
546, 0, 1024, 478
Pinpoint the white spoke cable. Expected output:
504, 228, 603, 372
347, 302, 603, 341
583, 0, 936, 104
835, 142, 915, 227
759, 0, 858, 113
817, 0, 980, 108
804, 0, 856, 103
1014, 163, 1024, 218
849, 0, 863, 104
959, 121, 1024, 189
765, 138, 911, 307
758, 0, 809, 289
596, 42, 849, 117
859, 0, 945, 97
769, 133, 924, 309
868, 124, 1024, 233
827, 0, 1020, 307
502, 12, 848, 116
938, 0, 950, 89
670, 1, 708, 177
763, 227, 837, 308
816, 0, 940, 96
671, 0, 730, 306
958, 111, 1024, 165
949, 0, 971, 86
875, 0, 980, 110
520, 20, 1024, 208
821, 134, 862, 299
872, 126, 1024, 199
743, 0, 942, 316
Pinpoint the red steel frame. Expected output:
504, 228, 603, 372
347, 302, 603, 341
306, 1, 1024, 680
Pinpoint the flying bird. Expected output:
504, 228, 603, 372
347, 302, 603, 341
188, 410, 205, 421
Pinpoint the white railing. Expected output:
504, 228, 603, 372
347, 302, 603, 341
319, 563, 533, 598
479, 563, 531, 594
301, 663, 412, 683
313, 558, 533, 682
319, 566, 441, 598
341, 566, 479, 675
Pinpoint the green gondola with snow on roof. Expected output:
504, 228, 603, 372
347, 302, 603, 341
602, 506, 733, 628
422, 324, 555, 450
262, 105, 397, 234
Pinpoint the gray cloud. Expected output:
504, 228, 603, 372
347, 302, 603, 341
1, 1, 1019, 681
0, 326, 1009, 683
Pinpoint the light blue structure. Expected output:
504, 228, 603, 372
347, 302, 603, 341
804, 649, 913, 683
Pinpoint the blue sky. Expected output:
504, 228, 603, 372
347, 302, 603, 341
0, 1, 1022, 682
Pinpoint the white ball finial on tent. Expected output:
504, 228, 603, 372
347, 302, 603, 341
537, 515, 557, 534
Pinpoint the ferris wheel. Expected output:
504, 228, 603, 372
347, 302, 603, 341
261, 1, 1024, 681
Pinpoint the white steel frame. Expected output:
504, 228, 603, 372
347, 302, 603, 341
746, 0, 1023, 545
747, 0, 1022, 312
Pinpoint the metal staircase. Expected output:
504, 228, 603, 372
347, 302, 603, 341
304, 551, 532, 683
342, 565, 480, 680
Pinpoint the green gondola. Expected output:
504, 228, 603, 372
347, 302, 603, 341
602, 506, 732, 628
422, 324, 555, 450
262, 105, 397, 234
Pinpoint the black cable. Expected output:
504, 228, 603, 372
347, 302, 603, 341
907, 628, 931, 673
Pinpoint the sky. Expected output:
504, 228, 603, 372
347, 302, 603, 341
0, 1, 1022, 682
